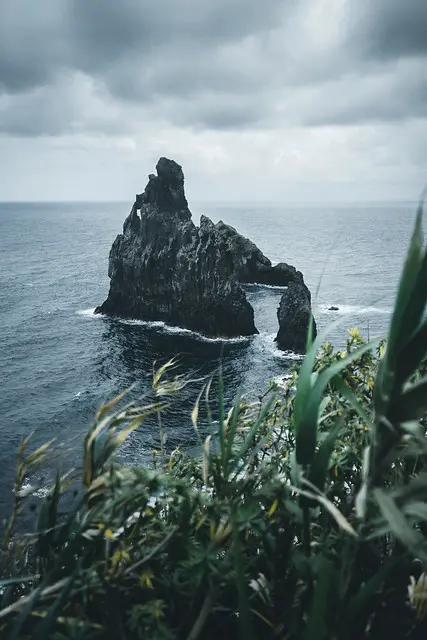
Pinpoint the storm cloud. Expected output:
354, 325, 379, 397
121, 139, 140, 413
0, 0, 425, 200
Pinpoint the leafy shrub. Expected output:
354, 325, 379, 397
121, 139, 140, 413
2, 204, 427, 638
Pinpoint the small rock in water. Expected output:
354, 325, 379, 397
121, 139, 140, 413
328, 306, 339, 311
276, 282, 317, 354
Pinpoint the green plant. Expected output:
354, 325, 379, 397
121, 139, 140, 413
2, 202, 427, 638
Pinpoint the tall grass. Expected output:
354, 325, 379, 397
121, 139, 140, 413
2, 202, 427, 638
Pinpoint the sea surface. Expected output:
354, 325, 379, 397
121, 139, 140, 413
0, 200, 416, 519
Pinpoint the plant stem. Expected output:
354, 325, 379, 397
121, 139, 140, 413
303, 505, 311, 556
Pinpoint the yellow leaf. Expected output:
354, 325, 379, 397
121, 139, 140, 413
26, 439, 56, 465
111, 549, 122, 569
152, 358, 178, 389
139, 569, 154, 588
268, 499, 279, 519
95, 388, 129, 422
104, 529, 116, 541
203, 435, 211, 486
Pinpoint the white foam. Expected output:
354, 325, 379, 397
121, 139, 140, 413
259, 332, 304, 360
18, 483, 51, 499
318, 304, 392, 315
76, 308, 103, 318
244, 282, 288, 290
272, 373, 294, 389
77, 309, 250, 344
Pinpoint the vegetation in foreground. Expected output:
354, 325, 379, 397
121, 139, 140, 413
2, 205, 427, 638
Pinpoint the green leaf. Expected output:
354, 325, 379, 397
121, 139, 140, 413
224, 387, 243, 475
217, 366, 226, 462
376, 202, 425, 414
234, 396, 275, 467
297, 484, 357, 537
303, 555, 339, 640
396, 319, 427, 386
331, 376, 371, 425
0, 576, 38, 588
345, 558, 399, 623
391, 374, 427, 422
403, 502, 427, 522
294, 316, 350, 426
7, 585, 44, 640
307, 419, 342, 494
374, 488, 427, 562
231, 509, 254, 640
386, 202, 424, 360
33, 577, 74, 639
296, 340, 377, 465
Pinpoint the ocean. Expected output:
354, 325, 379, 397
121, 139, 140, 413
0, 200, 416, 519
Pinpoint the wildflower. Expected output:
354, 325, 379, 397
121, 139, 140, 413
139, 569, 154, 588
408, 573, 427, 619
348, 328, 360, 339
111, 549, 130, 570
104, 529, 117, 541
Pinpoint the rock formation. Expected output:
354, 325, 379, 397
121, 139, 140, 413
96, 156, 316, 348
214, 220, 303, 286
276, 282, 317, 353
95, 158, 257, 337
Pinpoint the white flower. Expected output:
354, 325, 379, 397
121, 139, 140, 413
408, 573, 427, 619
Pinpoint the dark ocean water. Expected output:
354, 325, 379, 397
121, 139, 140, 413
0, 200, 416, 518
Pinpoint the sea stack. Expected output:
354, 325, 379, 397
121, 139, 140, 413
95, 158, 258, 338
276, 282, 317, 353
214, 220, 304, 286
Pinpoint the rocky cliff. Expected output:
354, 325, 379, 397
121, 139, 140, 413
95, 158, 257, 337
96, 156, 316, 347
214, 220, 304, 286
276, 281, 317, 353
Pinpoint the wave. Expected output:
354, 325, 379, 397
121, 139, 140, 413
76, 309, 251, 344
76, 308, 103, 318
318, 304, 392, 315
272, 373, 294, 389
19, 482, 51, 499
244, 282, 288, 290
258, 332, 304, 361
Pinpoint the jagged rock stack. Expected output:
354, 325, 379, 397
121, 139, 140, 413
95, 157, 316, 351
275, 282, 317, 353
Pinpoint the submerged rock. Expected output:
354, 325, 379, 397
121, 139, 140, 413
276, 282, 317, 354
214, 220, 303, 286
95, 158, 257, 338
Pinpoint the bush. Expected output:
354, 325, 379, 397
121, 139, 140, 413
2, 204, 427, 639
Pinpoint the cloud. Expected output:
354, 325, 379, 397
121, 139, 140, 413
0, 0, 426, 200
0, 0, 67, 93
1, 0, 426, 134
350, 0, 427, 61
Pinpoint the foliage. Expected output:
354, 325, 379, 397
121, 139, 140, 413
2, 203, 427, 638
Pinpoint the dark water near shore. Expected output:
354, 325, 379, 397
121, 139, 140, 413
0, 200, 415, 518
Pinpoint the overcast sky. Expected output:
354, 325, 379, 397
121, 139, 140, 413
0, 0, 426, 202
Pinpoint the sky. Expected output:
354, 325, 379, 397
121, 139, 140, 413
0, 0, 426, 203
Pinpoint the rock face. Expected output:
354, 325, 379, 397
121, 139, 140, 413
95, 158, 258, 337
276, 282, 317, 353
96, 156, 317, 347
215, 220, 303, 286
